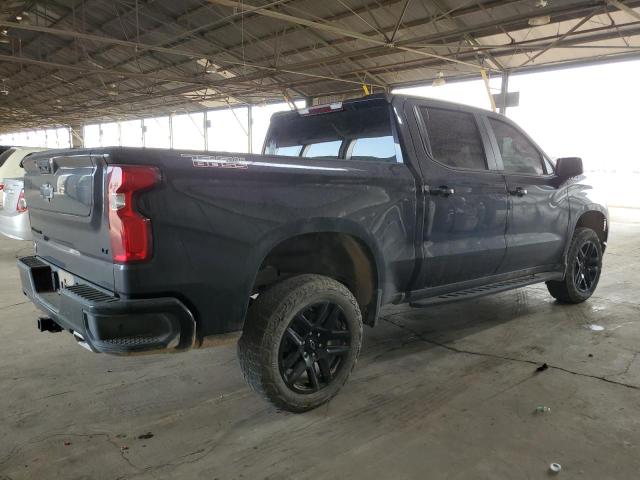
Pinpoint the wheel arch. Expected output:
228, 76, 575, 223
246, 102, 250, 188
562, 204, 609, 272
574, 209, 608, 246
244, 218, 385, 327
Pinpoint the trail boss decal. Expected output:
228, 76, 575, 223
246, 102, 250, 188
184, 154, 249, 169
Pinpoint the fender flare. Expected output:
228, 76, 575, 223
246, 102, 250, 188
562, 202, 609, 270
241, 218, 386, 326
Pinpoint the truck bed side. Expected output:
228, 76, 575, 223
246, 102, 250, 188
23, 147, 418, 340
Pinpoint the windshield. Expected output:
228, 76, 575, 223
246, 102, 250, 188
0, 148, 16, 169
264, 102, 398, 163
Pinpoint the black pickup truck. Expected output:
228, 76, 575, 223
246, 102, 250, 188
18, 94, 607, 412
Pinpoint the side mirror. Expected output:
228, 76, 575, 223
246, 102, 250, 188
555, 157, 583, 180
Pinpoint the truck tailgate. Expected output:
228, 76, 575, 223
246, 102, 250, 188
22, 152, 115, 290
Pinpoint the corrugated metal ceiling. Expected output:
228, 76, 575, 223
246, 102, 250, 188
0, 0, 639, 131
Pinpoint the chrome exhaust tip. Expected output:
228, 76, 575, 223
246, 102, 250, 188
72, 331, 93, 351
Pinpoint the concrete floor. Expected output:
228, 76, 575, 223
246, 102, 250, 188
1, 209, 639, 480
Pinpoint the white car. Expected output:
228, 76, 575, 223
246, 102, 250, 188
0, 147, 48, 199
0, 147, 48, 240
0, 178, 31, 240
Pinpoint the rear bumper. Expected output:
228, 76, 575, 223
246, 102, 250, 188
0, 211, 31, 241
18, 256, 196, 354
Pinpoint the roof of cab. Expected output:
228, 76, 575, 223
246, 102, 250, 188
270, 92, 494, 122
9, 147, 49, 154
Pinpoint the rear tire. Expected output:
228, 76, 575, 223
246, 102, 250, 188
546, 227, 602, 304
237, 274, 363, 413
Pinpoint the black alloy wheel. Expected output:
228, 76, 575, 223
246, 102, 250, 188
238, 274, 363, 412
573, 239, 600, 294
547, 227, 603, 304
278, 302, 351, 394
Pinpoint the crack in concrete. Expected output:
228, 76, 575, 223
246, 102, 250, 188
606, 351, 639, 381
0, 300, 29, 309
0, 432, 143, 475
380, 316, 640, 392
36, 390, 74, 400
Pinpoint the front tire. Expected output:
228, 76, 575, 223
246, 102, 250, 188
237, 274, 363, 412
546, 227, 603, 303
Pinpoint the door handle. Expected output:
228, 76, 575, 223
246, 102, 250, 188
430, 185, 455, 197
509, 186, 527, 197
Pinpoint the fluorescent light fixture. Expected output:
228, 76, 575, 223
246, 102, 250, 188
432, 71, 446, 87
529, 15, 551, 26
197, 58, 236, 78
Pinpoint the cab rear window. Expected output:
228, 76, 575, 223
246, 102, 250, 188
348, 135, 396, 162
265, 102, 398, 163
305, 140, 342, 158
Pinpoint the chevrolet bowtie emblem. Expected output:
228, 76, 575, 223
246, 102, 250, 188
40, 183, 54, 202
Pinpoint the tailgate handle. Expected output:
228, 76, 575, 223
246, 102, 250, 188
36, 158, 56, 174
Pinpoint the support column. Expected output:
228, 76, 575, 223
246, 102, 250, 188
169, 114, 174, 149
69, 123, 84, 148
247, 105, 253, 154
204, 114, 210, 151
498, 71, 510, 115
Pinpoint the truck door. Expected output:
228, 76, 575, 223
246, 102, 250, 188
483, 116, 569, 273
406, 101, 509, 289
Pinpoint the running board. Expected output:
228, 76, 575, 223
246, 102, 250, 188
409, 272, 561, 308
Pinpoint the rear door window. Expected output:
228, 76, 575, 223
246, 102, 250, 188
489, 119, 545, 175
421, 108, 487, 170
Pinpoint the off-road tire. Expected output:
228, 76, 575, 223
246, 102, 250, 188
237, 274, 363, 412
546, 227, 602, 303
